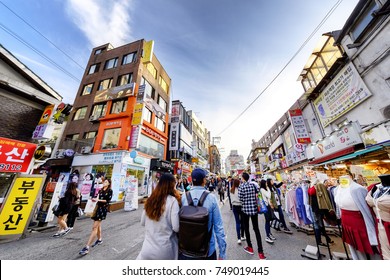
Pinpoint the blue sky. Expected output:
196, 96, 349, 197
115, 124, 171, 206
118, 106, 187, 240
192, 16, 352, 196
0, 0, 359, 160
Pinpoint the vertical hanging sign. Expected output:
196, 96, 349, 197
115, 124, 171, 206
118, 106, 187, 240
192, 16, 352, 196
288, 109, 311, 144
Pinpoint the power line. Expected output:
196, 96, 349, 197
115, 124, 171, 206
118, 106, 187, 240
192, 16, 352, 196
0, 23, 81, 82
0, 0, 85, 70
217, 0, 343, 136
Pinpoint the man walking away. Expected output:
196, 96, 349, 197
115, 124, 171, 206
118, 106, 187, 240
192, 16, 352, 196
238, 172, 266, 260
179, 168, 227, 260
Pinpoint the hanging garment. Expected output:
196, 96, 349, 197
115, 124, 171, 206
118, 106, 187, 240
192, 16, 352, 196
285, 189, 300, 227
296, 186, 311, 225
301, 184, 313, 223
316, 183, 333, 211
366, 187, 390, 260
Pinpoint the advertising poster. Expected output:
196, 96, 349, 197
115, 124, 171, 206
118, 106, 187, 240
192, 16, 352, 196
111, 173, 124, 202
124, 177, 138, 211
80, 173, 94, 201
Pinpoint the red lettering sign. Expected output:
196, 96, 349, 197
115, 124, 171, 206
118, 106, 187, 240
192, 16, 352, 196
0, 137, 37, 173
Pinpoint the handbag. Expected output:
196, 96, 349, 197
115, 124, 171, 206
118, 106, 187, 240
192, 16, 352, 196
76, 207, 84, 217
257, 192, 268, 214
84, 199, 98, 217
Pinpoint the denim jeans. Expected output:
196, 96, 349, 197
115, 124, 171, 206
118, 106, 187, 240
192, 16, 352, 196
232, 205, 245, 240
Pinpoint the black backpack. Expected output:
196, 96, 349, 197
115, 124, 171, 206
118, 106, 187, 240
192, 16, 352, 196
179, 191, 211, 258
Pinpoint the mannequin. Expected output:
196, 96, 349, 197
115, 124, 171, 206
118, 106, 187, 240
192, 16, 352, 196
335, 175, 379, 260
365, 174, 390, 260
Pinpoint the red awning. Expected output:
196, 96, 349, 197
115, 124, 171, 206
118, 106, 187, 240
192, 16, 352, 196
308, 146, 355, 165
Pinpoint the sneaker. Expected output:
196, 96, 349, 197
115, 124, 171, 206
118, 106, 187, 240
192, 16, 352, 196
91, 239, 103, 247
283, 228, 293, 234
265, 236, 274, 244
243, 246, 254, 255
241, 236, 246, 241
60, 228, 71, 236
79, 246, 89, 256
52, 232, 61, 237
258, 252, 267, 260
237, 239, 242, 244
268, 233, 276, 240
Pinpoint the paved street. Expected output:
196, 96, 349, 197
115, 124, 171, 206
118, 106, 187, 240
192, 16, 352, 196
0, 192, 347, 260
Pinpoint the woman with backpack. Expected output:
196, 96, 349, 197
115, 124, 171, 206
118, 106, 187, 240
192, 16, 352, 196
137, 173, 181, 260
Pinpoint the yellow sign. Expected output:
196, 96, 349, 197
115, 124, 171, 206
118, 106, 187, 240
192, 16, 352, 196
131, 103, 144, 126
38, 104, 54, 125
0, 176, 44, 236
142, 40, 154, 64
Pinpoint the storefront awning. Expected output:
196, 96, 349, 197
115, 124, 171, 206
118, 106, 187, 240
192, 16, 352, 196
308, 147, 355, 165
314, 144, 387, 166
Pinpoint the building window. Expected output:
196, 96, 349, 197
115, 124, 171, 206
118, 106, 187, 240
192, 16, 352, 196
143, 107, 152, 123
84, 131, 97, 139
102, 128, 121, 149
88, 63, 100, 74
159, 76, 169, 93
81, 83, 94, 96
67, 134, 80, 141
158, 95, 167, 112
141, 77, 155, 99
138, 134, 164, 158
111, 99, 128, 114
146, 63, 157, 79
91, 103, 107, 118
117, 73, 133, 86
155, 117, 165, 132
73, 107, 88, 120
350, 1, 378, 40
104, 57, 118, 70
94, 48, 105, 55
98, 78, 113, 91
122, 52, 136, 65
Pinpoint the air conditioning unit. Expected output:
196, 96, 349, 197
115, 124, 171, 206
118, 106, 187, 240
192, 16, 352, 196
89, 115, 100, 122
80, 146, 92, 154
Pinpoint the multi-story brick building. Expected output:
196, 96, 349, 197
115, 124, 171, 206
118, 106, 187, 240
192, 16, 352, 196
58, 39, 172, 200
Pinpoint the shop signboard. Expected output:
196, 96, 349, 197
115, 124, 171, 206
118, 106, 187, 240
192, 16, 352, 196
131, 103, 144, 126
314, 62, 372, 128
0, 174, 45, 239
308, 122, 363, 161
169, 123, 179, 151
136, 84, 145, 103
288, 109, 311, 144
0, 137, 37, 173
171, 102, 180, 123
144, 95, 166, 119
32, 124, 55, 140
360, 121, 390, 147
129, 126, 140, 149
94, 82, 136, 103
38, 104, 55, 125
111, 173, 124, 202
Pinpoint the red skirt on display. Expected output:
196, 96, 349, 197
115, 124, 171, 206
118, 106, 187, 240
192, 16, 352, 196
341, 209, 374, 255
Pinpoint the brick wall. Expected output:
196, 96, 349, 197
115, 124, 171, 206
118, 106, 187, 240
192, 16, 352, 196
0, 95, 42, 142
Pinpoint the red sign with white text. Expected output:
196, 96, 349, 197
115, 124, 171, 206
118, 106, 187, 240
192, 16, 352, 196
0, 137, 37, 173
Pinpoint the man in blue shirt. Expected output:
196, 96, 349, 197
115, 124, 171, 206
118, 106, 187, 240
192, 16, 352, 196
179, 168, 227, 260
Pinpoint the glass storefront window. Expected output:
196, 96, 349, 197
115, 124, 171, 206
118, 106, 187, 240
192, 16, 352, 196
102, 128, 121, 149
137, 134, 164, 159
126, 168, 146, 196
0, 173, 15, 205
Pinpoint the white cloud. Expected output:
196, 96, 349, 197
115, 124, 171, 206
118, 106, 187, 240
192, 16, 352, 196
65, 0, 134, 47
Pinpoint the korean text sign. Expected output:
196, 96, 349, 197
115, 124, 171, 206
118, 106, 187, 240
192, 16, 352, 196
0, 137, 37, 173
0, 176, 44, 236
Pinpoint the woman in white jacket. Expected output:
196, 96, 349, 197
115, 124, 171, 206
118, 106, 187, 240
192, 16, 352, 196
260, 180, 276, 244
137, 173, 181, 259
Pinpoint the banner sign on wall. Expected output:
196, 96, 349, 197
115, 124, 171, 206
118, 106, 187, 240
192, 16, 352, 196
288, 109, 311, 144
169, 123, 179, 151
314, 62, 372, 128
0, 137, 37, 173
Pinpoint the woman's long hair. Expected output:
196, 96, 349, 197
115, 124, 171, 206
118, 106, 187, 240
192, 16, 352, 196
266, 178, 275, 191
230, 179, 240, 194
66, 182, 78, 196
145, 173, 180, 221
260, 179, 267, 190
